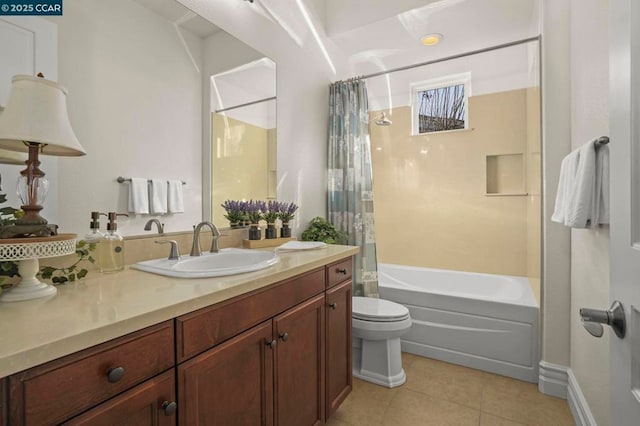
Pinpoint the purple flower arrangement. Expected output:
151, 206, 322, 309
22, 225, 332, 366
220, 200, 299, 237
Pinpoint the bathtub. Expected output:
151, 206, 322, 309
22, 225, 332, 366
378, 263, 539, 383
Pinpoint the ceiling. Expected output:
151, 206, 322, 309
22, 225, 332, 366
134, 0, 222, 38
325, 0, 540, 78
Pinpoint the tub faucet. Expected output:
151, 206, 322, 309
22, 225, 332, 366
190, 221, 225, 256
144, 218, 164, 235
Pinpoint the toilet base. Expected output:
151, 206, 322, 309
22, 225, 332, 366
352, 337, 407, 388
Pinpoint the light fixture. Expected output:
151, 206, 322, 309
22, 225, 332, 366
421, 33, 443, 46
0, 74, 86, 238
375, 112, 393, 126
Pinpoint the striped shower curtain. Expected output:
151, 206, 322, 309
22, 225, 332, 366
328, 79, 379, 297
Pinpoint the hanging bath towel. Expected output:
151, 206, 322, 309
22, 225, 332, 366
127, 177, 149, 215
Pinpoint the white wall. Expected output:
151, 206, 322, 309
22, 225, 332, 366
541, 0, 572, 370
53, 0, 204, 236
181, 0, 339, 236
569, 1, 610, 423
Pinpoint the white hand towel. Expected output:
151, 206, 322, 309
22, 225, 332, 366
149, 179, 168, 215
551, 150, 579, 224
167, 180, 184, 214
593, 144, 610, 225
275, 241, 327, 252
127, 177, 149, 215
564, 141, 596, 228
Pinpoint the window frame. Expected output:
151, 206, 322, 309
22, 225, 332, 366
410, 72, 472, 136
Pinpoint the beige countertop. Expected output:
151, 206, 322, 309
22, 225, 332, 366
0, 244, 359, 378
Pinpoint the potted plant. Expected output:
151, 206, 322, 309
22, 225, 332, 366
220, 200, 245, 228
277, 202, 298, 238
246, 200, 265, 240
301, 217, 348, 244
263, 201, 280, 239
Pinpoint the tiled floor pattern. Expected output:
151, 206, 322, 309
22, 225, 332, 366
327, 353, 574, 426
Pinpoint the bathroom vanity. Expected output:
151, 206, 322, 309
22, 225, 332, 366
0, 245, 357, 425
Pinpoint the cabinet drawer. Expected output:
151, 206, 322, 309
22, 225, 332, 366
64, 370, 176, 426
326, 258, 353, 288
9, 321, 174, 426
176, 268, 325, 362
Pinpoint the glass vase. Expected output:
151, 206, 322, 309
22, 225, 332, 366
249, 224, 261, 240
265, 223, 277, 239
281, 222, 291, 238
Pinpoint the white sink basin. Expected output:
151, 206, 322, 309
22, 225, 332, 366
132, 248, 279, 278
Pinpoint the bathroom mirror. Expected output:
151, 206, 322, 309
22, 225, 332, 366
0, 0, 276, 237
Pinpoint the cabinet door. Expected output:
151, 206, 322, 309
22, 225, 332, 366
325, 280, 353, 419
178, 320, 274, 426
63, 370, 176, 426
274, 294, 325, 426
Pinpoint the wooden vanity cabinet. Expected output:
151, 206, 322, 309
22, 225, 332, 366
2, 256, 355, 426
8, 321, 175, 426
325, 259, 353, 419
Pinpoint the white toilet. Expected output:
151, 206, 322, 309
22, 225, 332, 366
352, 296, 412, 388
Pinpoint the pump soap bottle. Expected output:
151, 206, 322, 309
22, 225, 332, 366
100, 212, 128, 273
85, 212, 106, 269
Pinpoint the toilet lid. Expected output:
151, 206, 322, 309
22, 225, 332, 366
352, 297, 409, 322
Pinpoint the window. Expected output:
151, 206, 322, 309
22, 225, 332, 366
411, 73, 471, 135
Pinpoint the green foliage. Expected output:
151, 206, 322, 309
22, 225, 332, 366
39, 240, 96, 285
0, 193, 21, 226
301, 217, 348, 244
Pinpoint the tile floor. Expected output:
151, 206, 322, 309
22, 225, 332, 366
327, 353, 575, 426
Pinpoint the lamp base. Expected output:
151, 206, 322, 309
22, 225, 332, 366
0, 224, 58, 239
0, 258, 57, 302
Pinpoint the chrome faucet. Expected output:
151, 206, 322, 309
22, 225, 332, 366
190, 221, 225, 256
144, 218, 164, 235
155, 240, 180, 260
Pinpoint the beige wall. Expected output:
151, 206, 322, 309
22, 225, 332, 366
569, 0, 610, 423
371, 89, 539, 277
211, 113, 270, 225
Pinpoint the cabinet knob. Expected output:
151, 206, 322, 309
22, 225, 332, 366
329, 302, 338, 310
161, 401, 178, 416
107, 366, 125, 383
266, 339, 277, 349
279, 332, 289, 342
337, 268, 348, 275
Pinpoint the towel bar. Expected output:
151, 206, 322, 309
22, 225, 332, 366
595, 136, 609, 147
117, 176, 186, 185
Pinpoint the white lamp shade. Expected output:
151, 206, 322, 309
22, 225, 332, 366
0, 148, 26, 165
0, 75, 86, 156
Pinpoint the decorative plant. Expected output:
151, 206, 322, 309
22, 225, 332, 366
246, 200, 265, 224
301, 217, 348, 244
221, 199, 246, 225
0, 191, 97, 287
277, 202, 299, 224
263, 201, 280, 224
39, 240, 97, 284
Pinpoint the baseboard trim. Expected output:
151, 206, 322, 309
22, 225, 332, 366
538, 361, 568, 399
567, 369, 597, 426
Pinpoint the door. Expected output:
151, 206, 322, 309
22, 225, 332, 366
63, 370, 176, 426
0, 16, 58, 222
274, 294, 325, 426
177, 320, 274, 426
325, 279, 352, 419
610, 0, 640, 424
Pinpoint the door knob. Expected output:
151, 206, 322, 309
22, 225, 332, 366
580, 300, 626, 339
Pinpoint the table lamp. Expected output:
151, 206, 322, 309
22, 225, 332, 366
0, 74, 86, 238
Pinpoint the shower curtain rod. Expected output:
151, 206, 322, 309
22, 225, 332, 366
215, 96, 276, 113
337, 35, 541, 82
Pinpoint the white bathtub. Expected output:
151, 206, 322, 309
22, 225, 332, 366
378, 263, 539, 383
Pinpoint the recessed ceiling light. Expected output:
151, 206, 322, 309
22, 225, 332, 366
421, 33, 443, 46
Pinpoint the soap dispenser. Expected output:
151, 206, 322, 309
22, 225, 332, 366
85, 211, 106, 243
100, 212, 128, 273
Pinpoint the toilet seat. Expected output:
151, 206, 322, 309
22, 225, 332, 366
352, 296, 409, 322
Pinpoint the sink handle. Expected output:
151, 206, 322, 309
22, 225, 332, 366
155, 240, 180, 260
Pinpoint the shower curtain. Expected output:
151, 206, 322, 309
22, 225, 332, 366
328, 79, 379, 297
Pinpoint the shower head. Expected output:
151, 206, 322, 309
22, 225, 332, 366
375, 112, 392, 126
